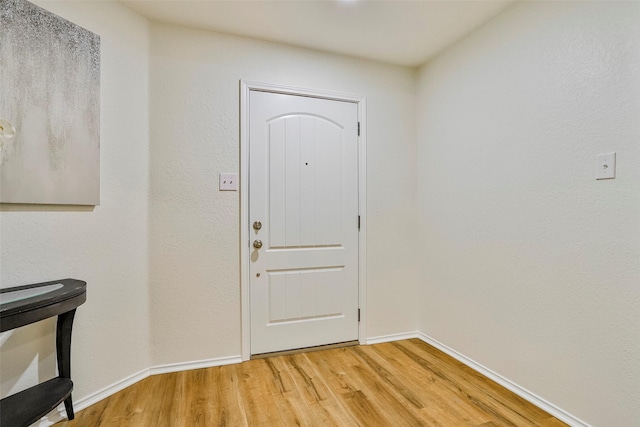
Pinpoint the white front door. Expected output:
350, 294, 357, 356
249, 90, 359, 355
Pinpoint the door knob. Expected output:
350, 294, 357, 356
253, 240, 263, 249
253, 221, 262, 231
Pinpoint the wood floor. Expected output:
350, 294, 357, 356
55, 339, 566, 426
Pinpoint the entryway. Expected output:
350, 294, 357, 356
240, 82, 367, 358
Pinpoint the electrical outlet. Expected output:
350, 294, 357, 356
596, 153, 616, 180
219, 173, 238, 191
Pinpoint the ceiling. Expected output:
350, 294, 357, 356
120, 0, 515, 67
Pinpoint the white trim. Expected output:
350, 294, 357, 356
36, 355, 243, 426
357, 96, 367, 346
240, 80, 367, 360
240, 80, 251, 361
149, 355, 243, 376
240, 80, 366, 103
416, 332, 592, 427
366, 331, 421, 345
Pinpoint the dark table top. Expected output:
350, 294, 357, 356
0, 278, 86, 332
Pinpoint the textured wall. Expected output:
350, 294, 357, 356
149, 23, 418, 365
416, 2, 640, 425
5, 2, 634, 425
0, 0, 151, 405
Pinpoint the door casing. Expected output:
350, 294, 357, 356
240, 80, 367, 361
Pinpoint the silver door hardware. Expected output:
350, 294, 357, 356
253, 221, 262, 231
253, 240, 263, 249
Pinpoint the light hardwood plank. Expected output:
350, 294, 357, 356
55, 339, 567, 427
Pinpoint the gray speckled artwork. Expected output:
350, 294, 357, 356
0, 0, 100, 205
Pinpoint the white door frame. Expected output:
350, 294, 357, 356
240, 80, 367, 361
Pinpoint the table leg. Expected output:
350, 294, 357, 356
56, 309, 76, 420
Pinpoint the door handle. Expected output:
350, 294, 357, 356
253, 240, 263, 249
253, 221, 262, 231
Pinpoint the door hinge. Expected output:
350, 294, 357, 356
357, 122, 360, 136
358, 309, 361, 322
358, 215, 361, 230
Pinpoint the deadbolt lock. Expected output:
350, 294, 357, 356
253, 221, 262, 231
253, 240, 263, 249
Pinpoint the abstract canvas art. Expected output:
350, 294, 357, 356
0, 0, 100, 205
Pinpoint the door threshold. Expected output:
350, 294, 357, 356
251, 340, 359, 359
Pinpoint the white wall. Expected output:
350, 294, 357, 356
5, 2, 637, 425
416, 2, 640, 426
0, 0, 151, 410
149, 23, 419, 365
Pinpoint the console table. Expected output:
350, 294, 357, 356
0, 279, 86, 427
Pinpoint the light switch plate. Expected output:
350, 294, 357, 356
219, 173, 238, 191
596, 152, 616, 180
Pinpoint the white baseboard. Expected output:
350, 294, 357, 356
366, 331, 421, 345
149, 355, 243, 376
36, 355, 243, 426
415, 332, 591, 427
